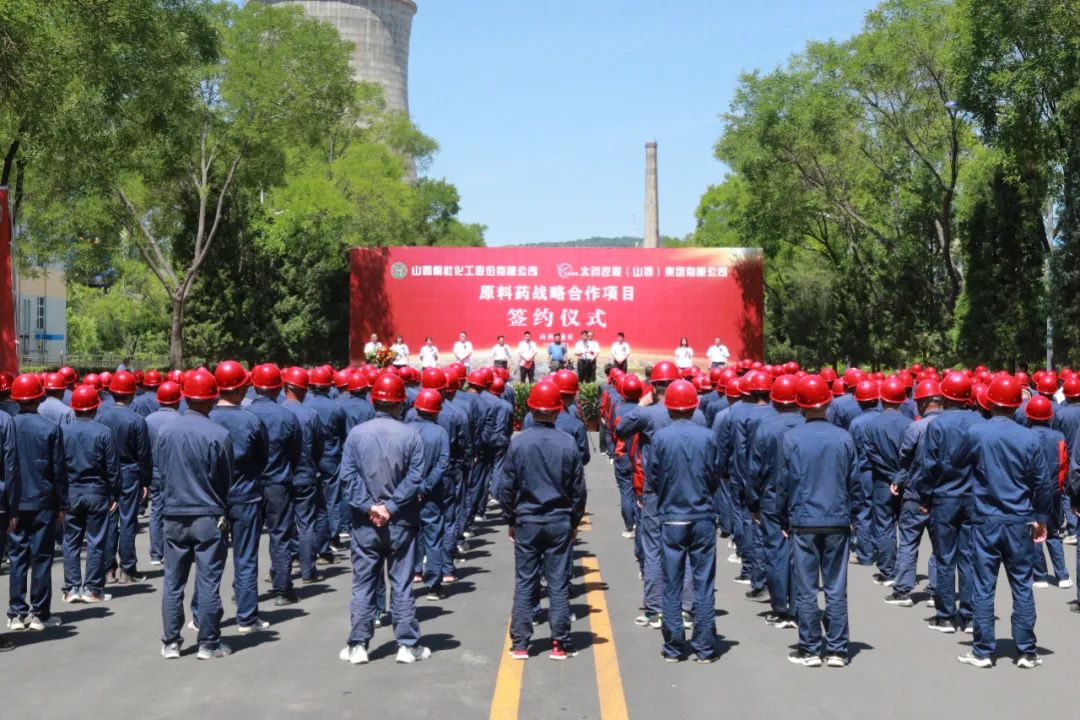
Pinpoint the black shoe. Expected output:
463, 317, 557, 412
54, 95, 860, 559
745, 587, 770, 602
315, 554, 334, 566
787, 649, 822, 667
119, 570, 146, 584
884, 591, 913, 607
302, 574, 322, 585
0, 636, 14, 652
927, 618, 956, 633
1070, 603, 1080, 614
274, 592, 299, 606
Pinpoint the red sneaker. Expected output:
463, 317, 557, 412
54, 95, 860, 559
508, 648, 529, 660
550, 641, 578, 660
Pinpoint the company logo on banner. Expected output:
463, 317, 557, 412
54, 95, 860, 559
349, 246, 763, 367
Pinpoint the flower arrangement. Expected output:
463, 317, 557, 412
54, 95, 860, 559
369, 346, 397, 368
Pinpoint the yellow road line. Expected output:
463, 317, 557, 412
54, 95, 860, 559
489, 622, 523, 720
580, 554, 630, 720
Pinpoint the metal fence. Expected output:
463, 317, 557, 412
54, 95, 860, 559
17, 353, 172, 374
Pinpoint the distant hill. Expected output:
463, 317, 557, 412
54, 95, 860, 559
515, 235, 689, 248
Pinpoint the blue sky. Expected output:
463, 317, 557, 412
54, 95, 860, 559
409, 0, 880, 246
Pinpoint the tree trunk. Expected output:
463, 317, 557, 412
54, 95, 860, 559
169, 294, 185, 369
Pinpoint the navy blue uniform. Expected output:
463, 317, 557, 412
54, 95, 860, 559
339, 412, 425, 650
131, 392, 161, 418
1027, 424, 1070, 584
892, 410, 939, 597
778, 418, 862, 659
523, 408, 590, 465
421, 392, 472, 576
496, 421, 585, 651
61, 418, 120, 597
731, 403, 777, 586
305, 392, 348, 554
340, 393, 376, 433
847, 408, 880, 565
649, 420, 720, 660
98, 404, 152, 576
39, 396, 75, 426
7, 411, 66, 623
207, 404, 269, 628
282, 398, 325, 581
826, 393, 862, 430
0, 411, 19, 564
405, 415, 450, 592
247, 394, 302, 597
155, 410, 234, 652
862, 409, 911, 581
954, 417, 1049, 660
145, 407, 181, 563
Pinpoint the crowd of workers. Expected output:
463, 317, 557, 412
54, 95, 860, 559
0, 351, 1074, 672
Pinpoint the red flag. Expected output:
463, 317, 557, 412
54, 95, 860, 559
0, 187, 17, 374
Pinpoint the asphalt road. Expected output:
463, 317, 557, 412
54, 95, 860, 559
5, 434, 1079, 720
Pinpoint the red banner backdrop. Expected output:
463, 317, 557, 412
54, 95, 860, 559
349, 246, 763, 368
0, 188, 17, 374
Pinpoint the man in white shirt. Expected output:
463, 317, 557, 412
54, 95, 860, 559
453, 331, 474, 370
705, 337, 730, 368
491, 335, 511, 369
574, 331, 596, 383
419, 337, 439, 368
586, 331, 601, 382
610, 332, 630, 372
363, 334, 383, 360
516, 331, 538, 383
390, 336, 409, 367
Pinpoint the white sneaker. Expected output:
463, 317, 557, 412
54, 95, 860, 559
6, 616, 26, 631
149, 559, 163, 566
396, 645, 432, 663
1064, 535, 1077, 545
161, 643, 181, 660
727, 553, 741, 564
80, 591, 112, 603
339, 644, 369, 665
825, 654, 848, 668
957, 652, 992, 669
1059, 579, 1074, 589
26, 615, 61, 631
1016, 654, 1042, 669
186, 620, 199, 631
621, 530, 635, 539
1033, 580, 1050, 589
237, 619, 271, 634
196, 643, 232, 660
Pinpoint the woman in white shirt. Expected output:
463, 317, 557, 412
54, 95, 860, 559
391, 335, 410, 367
674, 337, 694, 370
418, 337, 439, 368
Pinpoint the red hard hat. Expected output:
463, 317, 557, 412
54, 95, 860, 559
11, 373, 44, 402
1035, 370, 1058, 395
371, 373, 406, 404
940, 371, 972, 402
110, 370, 137, 396
308, 366, 333, 388
142, 369, 162, 388
99, 371, 113, 389
251, 363, 283, 391
70, 384, 102, 412
166, 370, 183, 385
910, 363, 923, 375
854, 380, 878, 404
664, 379, 699, 411
413, 388, 443, 414
708, 368, 725, 385
421, 367, 448, 391
363, 366, 381, 385
467, 368, 493, 389
133, 369, 145, 385
527, 381, 563, 413
59, 366, 78, 387
182, 368, 219, 401
819, 367, 838, 383
797, 375, 832, 409
831, 379, 845, 397
974, 384, 990, 411
44, 372, 66, 391
1015, 371, 1031, 388
334, 369, 352, 390
897, 372, 914, 389
621, 375, 643, 402
987, 375, 1022, 409
842, 367, 864, 389
347, 370, 369, 392
725, 378, 743, 400
493, 366, 510, 381
284, 366, 309, 390
651, 361, 680, 384
694, 374, 713, 392
1025, 394, 1054, 422
82, 373, 102, 391
913, 379, 941, 401
746, 370, 773, 394
770, 375, 799, 405
1063, 376, 1080, 399
156, 381, 182, 406
214, 361, 249, 392
554, 369, 580, 396
879, 377, 907, 405
783, 361, 800, 375
489, 377, 506, 395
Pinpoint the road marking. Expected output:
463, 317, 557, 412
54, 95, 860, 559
489, 622, 523, 720
580, 554, 630, 720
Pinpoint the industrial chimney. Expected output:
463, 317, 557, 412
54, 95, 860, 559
644, 141, 659, 248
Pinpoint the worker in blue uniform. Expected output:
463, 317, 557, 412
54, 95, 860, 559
338, 372, 430, 666
521, 384, 590, 466
496, 381, 586, 661
444, 368, 478, 570
304, 367, 347, 560
281, 366, 325, 584
145, 381, 182, 566
60, 385, 120, 604
156, 368, 234, 660
0, 371, 19, 417
910, 371, 983, 633
203, 361, 271, 633
462, 369, 498, 541
6, 374, 67, 633
612, 375, 644, 537
405, 388, 450, 599
730, 371, 776, 594
649, 380, 720, 662
826, 369, 865, 430
340, 372, 376, 432
1054, 377, 1080, 544
96, 370, 151, 585
247, 364, 302, 606
885, 379, 942, 607
746, 375, 804, 628
715, 377, 751, 571
862, 378, 912, 586
39, 374, 75, 426
847, 381, 883, 567
711, 381, 742, 542
953, 375, 1049, 669
132, 369, 163, 418
0, 384, 16, 651
1023, 395, 1071, 589
779, 374, 862, 668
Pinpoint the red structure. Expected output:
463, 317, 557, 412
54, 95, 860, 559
0, 188, 17, 374
350, 246, 764, 367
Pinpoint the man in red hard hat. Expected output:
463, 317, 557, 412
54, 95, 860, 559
496, 381, 586, 661
778, 375, 862, 667
1024, 396, 1071, 591
1057, 376, 1080, 546
279, 367, 326, 586
40, 373, 75, 426
462, 368, 511, 543
338, 372, 431, 665
404, 388, 451, 600
827, 368, 866, 430
952, 375, 1049, 669
846, 381, 883, 568
145, 381, 183, 567
132, 369, 164, 418
730, 370, 776, 593
305, 366, 349, 561
612, 375, 644, 538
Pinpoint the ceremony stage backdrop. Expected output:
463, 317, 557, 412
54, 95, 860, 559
349, 246, 764, 368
